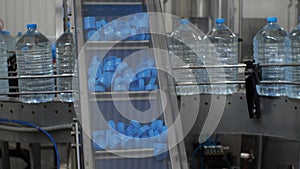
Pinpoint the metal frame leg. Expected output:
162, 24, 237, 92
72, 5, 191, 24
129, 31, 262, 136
0, 141, 10, 169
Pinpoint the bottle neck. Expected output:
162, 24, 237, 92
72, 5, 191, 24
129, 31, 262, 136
28, 28, 37, 32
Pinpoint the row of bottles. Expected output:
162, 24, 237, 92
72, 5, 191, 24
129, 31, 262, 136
254, 17, 300, 99
168, 18, 238, 95
0, 22, 77, 103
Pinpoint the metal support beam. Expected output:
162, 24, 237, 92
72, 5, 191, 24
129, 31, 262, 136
0, 142, 10, 169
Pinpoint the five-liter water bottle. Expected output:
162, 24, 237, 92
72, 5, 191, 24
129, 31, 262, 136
253, 17, 290, 97
16, 24, 54, 103
204, 18, 239, 94
56, 22, 77, 102
168, 19, 204, 95
0, 31, 15, 51
0, 33, 9, 99
287, 17, 300, 99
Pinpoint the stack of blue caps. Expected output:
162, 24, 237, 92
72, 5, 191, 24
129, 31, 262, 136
88, 54, 159, 92
92, 119, 168, 150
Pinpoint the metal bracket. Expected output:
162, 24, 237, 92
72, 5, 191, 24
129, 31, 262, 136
244, 60, 261, 119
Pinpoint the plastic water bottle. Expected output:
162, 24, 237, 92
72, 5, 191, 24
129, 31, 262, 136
0, 33, 9, 99
253, 17, 290, 96
56, 22, 77, 102
287, 17, 300, 99
0, 31, 15, 51
168, 19, 203, 95
204, 18, 239, 94
16, 24, 54, 103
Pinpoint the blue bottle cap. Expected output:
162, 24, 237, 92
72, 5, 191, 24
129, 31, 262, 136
67, 22, 71, 28
115, 58, 121, 65
267, 17, 277, 23
153, 130, 160, 136
108, 120, 116, 130
145, 84, 158, 91
94, 85, 106, 92
139, 79, 145, 91
1, 30, 10, 35
215, 18, 225, 24
96, 72, 114, 89
125, 125, 139, 136
150, 120, 158, 130
103, 63, 116, 72
17, 31, 22, 36
84, 16, 96, 30
130, 120, 141, 128
156, 120, 163, 130
117, 122, 125, 134
100, 19, 107, 26
138, 125, 150, 137
151, 69, 158, 78
149, 129, 155, 137
148, 77, 157, 85
180, 19, 189, 24
27, 24, 37, 29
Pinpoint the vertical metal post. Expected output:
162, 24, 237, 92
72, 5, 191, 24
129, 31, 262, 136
31, 143, 41, 169
0, 142, 10, 169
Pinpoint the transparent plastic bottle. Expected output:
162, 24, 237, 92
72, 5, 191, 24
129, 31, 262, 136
253, 17, 290, 96
204, 18, 239, 94
56, 22, 77, 102
0, 31, 15, 51
168, 19, 203, 95
287, 17, 300, 99
0, 33, 9, 99
16, 24, 54, 103
14, 31, 22, 44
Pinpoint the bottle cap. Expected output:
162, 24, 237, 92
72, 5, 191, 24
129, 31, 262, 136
125, 125, 139, 136
103, 62, 116, 72
117, 122, 125, 134
138, 125, 150, 137
17, 31, 22, 36
96, 21, 102, 30
215, 18, 225, 24
145, 84, 158, 91
27, 24, 37, 29
67, 22, 71, 28
180, 19, 189, 24
108, 120, 116, 130
148, 77, 157, 85
1, 30, 10, 35
267, 17, 277, 23
96, 72, 114, 89
84, 16, 96, 30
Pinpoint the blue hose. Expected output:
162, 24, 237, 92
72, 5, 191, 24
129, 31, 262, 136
0, 118, 60, 169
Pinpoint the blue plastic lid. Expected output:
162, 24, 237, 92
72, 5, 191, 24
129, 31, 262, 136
67, 22, 71, 28
27, 24, 37, 29
215, 18, 225, 24
267, 17, 277, 23
138, 125, 150, 137
108, 120, 116, 130
17, 31, 22, 36
117, 122, 125, 134
1, 30, 10, 35
180, 19, 189, 24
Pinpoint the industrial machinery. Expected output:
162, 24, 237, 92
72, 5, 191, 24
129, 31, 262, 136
0, 0, 300, 169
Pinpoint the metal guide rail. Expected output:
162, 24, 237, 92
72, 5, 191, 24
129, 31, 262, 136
172, 61, 300, 119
